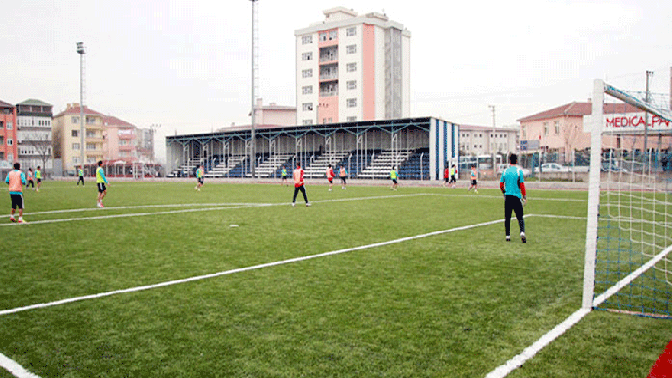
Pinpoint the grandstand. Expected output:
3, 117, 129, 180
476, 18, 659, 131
165, 117, 459, 181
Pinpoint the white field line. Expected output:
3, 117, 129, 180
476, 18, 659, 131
485, 308, 591, 378
0, 354, 40, 378
485, 241, 672, 378
0, 217, 505, 317
0, 193, 430, 226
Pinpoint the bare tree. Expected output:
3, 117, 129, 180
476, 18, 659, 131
25, 131, 52, 172
562, 123, 582, 164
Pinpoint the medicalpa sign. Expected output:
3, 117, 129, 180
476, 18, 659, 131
584, 112, 672, 133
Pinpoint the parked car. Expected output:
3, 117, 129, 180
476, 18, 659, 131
534, 163, 571, 173
497, 164, 531, 177
601, 163, 628, 172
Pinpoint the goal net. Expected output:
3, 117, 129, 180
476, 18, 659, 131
583, 79, 672, 318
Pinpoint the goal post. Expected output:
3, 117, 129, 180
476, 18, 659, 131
583, 79, 672, 318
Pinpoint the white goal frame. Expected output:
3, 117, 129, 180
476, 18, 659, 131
582, 79, 672, 310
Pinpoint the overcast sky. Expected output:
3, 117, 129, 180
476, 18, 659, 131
1, 0, 670, 162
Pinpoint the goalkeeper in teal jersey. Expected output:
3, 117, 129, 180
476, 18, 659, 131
499, 153, 527, 243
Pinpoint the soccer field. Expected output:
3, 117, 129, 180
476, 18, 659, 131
0, 181, 668, 378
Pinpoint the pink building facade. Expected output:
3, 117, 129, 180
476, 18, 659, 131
518, 102, 672, 160
0, 100, 18, 163
102, 115, 139, 163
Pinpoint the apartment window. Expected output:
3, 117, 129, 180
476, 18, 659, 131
319, 32, 327, 42
346, 44, 357, 54
346, 27, 356, 36
72, 157, 80, 164
302, 52, 313, 61
554, 121, 560, 134
303, 120, 313, 125
86, 116, 96, 124
72, 143, 80, 150
6, 122, 12, 130
302, 103, 314, 111
346, 98, 357, 108
71, 116, 79, 123
346, 62, 357, 72
329, 30, 337, 40
7, 139, 13, 146
71, 130, 79, 137
302, 69, 313, 78
87, 143, 96, 151
522, 128, 526, 139
302, 35, 313, 44
347, 80, 357, 90
543, 122, 549, 136
0, 121, 3, 129
347, 116, 357, 122
302, 86, 313, 95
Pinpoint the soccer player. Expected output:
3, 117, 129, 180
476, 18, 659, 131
281, 165, 288, 186
326, 164, 335, 191
500, 153, 527, 243
390, 166, 399, 190
339, 165, 348, 189
96, 161, 110, 208
195, 165, 204, 191
443, 165, 450, 187
5, 163, 27, 224
468, 165, 478, 193
291, 162, 310, 207
35, 166, 42, 192
449, 164, 457, 188
77, 166, 85, 186
26, 168, 35, 190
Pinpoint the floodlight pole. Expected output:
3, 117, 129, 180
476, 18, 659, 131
77, 42, 86, 174
250, 0, 258, 179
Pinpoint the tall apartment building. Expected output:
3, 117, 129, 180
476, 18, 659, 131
295, 7, 411, 125
52, 103, 105, 172
0, 100, 18, 164
16, 99, 53, 171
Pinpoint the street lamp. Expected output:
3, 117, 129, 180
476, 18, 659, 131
77, 42, 85, 174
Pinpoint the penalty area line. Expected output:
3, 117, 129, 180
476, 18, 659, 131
0, 216, 504, 317
0, 352, 41, 378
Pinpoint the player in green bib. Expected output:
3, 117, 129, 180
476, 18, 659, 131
77, 166, 85, 186
281, 165, 288, 186
390, 166, 399, 190
35, 166, 42, 192
96, 161, 109, 208
195, 165, 204, 191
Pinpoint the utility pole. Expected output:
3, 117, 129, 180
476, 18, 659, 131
644, 70, 653, 172
488, 104, 495, 155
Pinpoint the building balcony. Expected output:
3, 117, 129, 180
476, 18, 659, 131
319, 74, 338, 82
85, 137, 105, 144
119, 145, 135, 152
319, 91, 339, 97
118, 133, 136, 140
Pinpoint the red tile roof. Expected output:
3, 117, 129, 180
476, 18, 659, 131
518, 102, 642, 122
102, 114, 135, 128
54, 105, 105, 118
0, 99, 15, 109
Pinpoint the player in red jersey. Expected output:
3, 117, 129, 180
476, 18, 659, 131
292, 162, 311, 207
